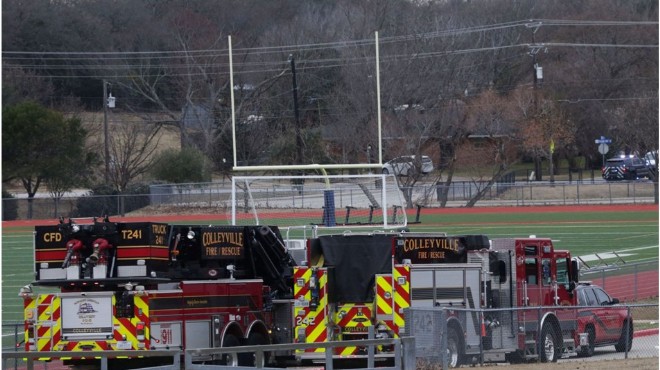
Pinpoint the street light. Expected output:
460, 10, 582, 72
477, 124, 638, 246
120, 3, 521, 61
103, 80, 115, 183
367, 144, 373, 174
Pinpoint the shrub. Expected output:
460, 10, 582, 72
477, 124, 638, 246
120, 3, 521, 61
151, 147, 212, 184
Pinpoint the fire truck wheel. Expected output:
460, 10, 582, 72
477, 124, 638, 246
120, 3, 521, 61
446, 327, 463, 368
245, 332, 270, 366
222, 334, 241, 366
577, 326, 595, 357
614, 321, 633, 352
539, 323, 560, 363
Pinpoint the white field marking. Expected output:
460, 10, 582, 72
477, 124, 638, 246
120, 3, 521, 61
614, 245, 660, 253
2, 332, 24, 338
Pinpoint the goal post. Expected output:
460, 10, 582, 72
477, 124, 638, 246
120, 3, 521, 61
231, 174, 407, 232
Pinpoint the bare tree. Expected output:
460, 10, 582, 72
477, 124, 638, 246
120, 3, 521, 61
107, 119, 164, 192
461, 89, 522, 207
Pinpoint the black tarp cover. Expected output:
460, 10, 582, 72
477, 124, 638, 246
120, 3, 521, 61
315, 234, 393, 303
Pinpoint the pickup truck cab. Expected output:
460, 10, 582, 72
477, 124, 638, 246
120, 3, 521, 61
575, 283, 633, 357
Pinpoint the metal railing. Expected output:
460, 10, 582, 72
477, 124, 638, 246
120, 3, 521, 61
2, 337, 415, 370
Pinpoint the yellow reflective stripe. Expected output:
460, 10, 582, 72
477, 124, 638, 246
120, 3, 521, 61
293, 268, 312, 299
393, 266, 409, 330
338, 346, 356, 356
36, 295, 60, 352
135, 295, 150, 344
307, 271, 327, 352
375, 276, 393, 315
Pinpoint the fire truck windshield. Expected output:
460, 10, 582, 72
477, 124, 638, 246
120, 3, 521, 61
556, 258, 570, 287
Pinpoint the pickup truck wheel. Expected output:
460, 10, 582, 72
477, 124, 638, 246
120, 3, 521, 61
578, 326, 595, 357
615, 321, 633, 352
539, 323, 560, 363
446, 327, 463, 368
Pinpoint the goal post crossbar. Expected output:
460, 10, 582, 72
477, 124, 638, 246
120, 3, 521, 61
230, 174, 406, 230
232, 164, 383, 172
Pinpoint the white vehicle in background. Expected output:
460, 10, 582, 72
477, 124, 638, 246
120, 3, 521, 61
644, 150, 657, 171
382, 155, 434, 176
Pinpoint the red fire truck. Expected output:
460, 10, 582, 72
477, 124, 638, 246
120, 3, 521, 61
292, 231, 584, 367
22, 217, 299, 368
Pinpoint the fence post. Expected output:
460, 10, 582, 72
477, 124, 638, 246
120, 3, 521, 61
479, 308, 484, 366
325, 344, 333, 370
441, 308, 448, 370
634, 264, 638, 301
625, 306, 631, 359
537, 306, 542, 363
401, 337, 415, 370
367, 325, 375, 369
14, 322, 19, 370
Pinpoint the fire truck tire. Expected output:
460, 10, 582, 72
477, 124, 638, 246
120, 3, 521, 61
446, 327, 463, 368
614, 321, 633, 352
221, 334, 241, 366
246, 332, 270, 366
577, 326, 595, 357
539, 322, 560, 363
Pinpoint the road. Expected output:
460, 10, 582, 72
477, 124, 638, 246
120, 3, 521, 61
560, 334, 658, 363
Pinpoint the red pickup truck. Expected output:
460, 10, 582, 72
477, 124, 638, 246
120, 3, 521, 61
575, 283, 634, 357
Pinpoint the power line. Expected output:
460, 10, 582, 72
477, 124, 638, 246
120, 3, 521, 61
3, 18, 656, 59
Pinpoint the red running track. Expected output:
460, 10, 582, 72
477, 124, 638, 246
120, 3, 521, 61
585, 269, 659, 302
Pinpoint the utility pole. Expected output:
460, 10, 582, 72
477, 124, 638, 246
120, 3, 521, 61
527, 22, 543, 181
289, 55, 303, 165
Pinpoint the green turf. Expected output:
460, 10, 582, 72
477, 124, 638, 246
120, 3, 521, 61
2, 208, 657, 331
408, 210, 659, 262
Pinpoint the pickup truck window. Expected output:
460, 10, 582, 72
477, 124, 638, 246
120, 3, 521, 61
594, 287, 612, 305
583, 288, 599, 306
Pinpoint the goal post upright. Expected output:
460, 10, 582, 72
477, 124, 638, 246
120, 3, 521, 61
227, 31, 394, 231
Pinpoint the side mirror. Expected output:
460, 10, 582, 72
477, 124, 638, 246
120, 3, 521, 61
568, 281, 576, 292
498, 261, 507, 283
611, 298, 620, 305
570, 259, 580, 283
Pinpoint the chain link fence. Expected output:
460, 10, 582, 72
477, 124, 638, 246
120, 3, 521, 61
2, 180, 657, 221
579, 261, 659, 303
408, 303, 658, 368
